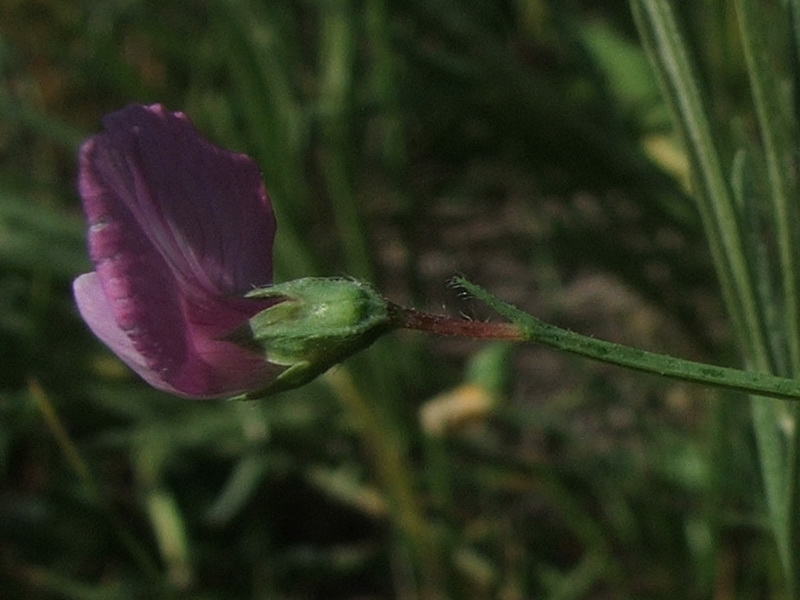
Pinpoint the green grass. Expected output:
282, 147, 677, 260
0, 1, 791, 598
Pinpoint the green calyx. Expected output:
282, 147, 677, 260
236, 277, 395, 398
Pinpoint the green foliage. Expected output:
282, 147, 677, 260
0, 0, 789, 598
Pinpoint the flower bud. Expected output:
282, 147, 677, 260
232, 277, 395, 398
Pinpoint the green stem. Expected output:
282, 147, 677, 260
735, 3, 800, 596
630, 0, 771, 370
439, 279, 800, 402
630, 3, 799, 596
735, 0, 800, 374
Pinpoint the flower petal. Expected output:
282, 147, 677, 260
75, 104, 279, 397
75, 271, 280, 398
85, 104, 276, 301
73, 272, 186, 396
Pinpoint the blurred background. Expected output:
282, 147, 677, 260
0, 1, 772, 598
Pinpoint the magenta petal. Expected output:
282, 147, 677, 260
73, 272, 185, 396
74, 104, 279, 398
83, 104, 276, 301
75, 273, 277, 398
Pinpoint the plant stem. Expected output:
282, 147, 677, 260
391, 304, 522, 340
735, 0, 800, 375
630, 0, 771, 370
734, 1, 800, 595
397, 280, 800, 403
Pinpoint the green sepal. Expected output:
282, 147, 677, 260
232, 277, 395, 399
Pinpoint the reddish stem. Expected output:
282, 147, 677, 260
389, 304, 523, 340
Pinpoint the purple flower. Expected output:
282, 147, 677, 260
73, 104, 280, 398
